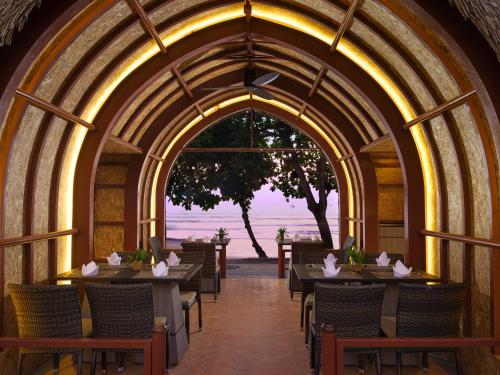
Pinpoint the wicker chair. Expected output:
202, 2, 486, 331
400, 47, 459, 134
340, 235, 356, 264
381, 283, 467, 375
299, 250, 336, 344
164, 250, 205, 343
182, 242, 220, 301
149, 236, 164, 263
8, 283, 84, 375
289, 241, 323, 299
364, 252, 404, 264
311, 283, 386, 375
85, 283, 167, 374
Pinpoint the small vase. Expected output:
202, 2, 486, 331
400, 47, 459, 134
352, 263, 362, 272
132, 260, 143, 271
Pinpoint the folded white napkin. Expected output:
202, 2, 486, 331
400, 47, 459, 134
106, 252, 121, 265
312, 234, 320, 241
393, 260, 412, 277
167, 252, 181, 266
152, 261, 169, 277
185, 235, 194, 242
203, 236, 211, 243
376, 251, 390, 267
324, 253, 337, 267
82, 261, 99, 276
322, 264, 341, 277
293, 234, 300, 241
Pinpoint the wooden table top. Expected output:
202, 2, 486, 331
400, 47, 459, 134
294, 263, 439, 283
53, 263, 203, 283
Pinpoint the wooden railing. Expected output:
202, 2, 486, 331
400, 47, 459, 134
0, 229, 78, 247
0, 324, 166, 375
321, 325, 500, 375
421, 229, 500, 248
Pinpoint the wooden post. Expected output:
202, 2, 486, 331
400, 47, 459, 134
151, 323, 166, 375
278, 243, 285, 278
219, 244, 227, 279
322, 324, 337, 375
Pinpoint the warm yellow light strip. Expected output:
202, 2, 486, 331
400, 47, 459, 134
149, 95, 355, 239
60, 2, 437, 273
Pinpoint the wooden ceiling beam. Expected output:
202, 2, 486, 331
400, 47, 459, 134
182, 147, 321, 153
308, 66, 327, 97
359, 134, 391, 153
148, 154, 165, 163
194, 103, 206, 118
330, 0, 362, 53
15, 89, 95, 130
127, 0, 166, 54
297, 103, 307, 118
403, 90, 476, 129
171, 67, 193, 99
338, 153, 354, 162
107, 134, 143, 154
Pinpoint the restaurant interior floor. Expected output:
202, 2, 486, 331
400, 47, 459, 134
35, 278, 449, 375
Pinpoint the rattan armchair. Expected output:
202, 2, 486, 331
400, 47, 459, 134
165, 250, 205, 343
8, 283, 84, 375
311, 283, 386, 375
381, 283, 467, 375
85, 283, 167, 374
299, 250, 334, 344
149, 235, 164, 263
182, 242, 220, 301
289, 241, 323, 299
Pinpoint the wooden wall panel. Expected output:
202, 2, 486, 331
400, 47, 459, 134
94, 225, 124, 259
94, 189, 125, 222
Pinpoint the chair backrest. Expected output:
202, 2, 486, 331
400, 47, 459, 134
341, 235, 356, 263
168, 251, 205, 292
148, 236, 164, 263
396, 283, 467, 337
85, 283, 154, 339
8, 283, 82, 339
363, 252, 404, 264
314, 283, 385, 338
182, 242, 217, 278
291, 241, 323, 265
299, 250, 326, 265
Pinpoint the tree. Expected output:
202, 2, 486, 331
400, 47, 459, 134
263, 119, 338, 249
167, 112, 273, 258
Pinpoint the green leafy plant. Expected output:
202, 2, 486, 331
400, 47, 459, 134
129, 248, 150, 263
347, 245, 365, 265
276, 226, 288, 240
215, 227, 229, 241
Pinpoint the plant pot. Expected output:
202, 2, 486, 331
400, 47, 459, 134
132, 260, 143, 271
352, 263, 363, 272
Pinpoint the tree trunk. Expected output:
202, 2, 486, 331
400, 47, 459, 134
239, 202, 268, 258
313, 211, 334, 249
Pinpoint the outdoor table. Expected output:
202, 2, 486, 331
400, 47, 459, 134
294, 263, 439, 320
211, 238, 230, 278
54, 262, 202, 365
276, 238, 292, 278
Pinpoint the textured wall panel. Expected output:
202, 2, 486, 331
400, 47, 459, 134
94, 225, 124, 259
95, 165, 128, 185
95, 189, 125, 222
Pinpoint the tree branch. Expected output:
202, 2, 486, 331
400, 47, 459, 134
289, 154, 318, 210
318, 155, 327, 213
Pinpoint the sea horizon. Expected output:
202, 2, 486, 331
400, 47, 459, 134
166, 183, 339, 258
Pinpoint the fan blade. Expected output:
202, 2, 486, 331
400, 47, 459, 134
200, 86, 243, 90
252, 72, 279, 86
252, 87, 274, 100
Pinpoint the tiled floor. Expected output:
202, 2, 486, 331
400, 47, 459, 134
35, 278, 450, 375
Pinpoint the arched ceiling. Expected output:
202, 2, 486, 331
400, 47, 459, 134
0, 0, 499, 279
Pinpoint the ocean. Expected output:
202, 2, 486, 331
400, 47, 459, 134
166, 184, 339, 258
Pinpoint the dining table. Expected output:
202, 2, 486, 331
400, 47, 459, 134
294, 263, 440, 322
53, 262, 202, 365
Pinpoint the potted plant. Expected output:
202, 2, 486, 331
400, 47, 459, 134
276, 226, 288, 241
347, 245, 365, 271
129, 248, 150, 270
215, 227, 229, 242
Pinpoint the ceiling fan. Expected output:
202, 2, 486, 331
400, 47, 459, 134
201, 67, 279, 100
